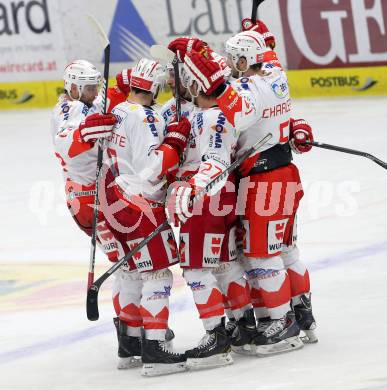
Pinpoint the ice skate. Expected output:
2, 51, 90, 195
113, 318, 142, 369
252, 311, 304, 356
231, 309, 258, 356
185, 318, 233, 370
225, 317, 237, 338
293, 293, 318, 343
141, 337, 187, 377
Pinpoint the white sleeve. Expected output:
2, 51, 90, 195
217, 77, 263, 132
52, 101, 90, 159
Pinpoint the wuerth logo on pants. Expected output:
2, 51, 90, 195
109, 0, 156, 63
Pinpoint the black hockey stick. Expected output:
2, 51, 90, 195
251, 0, 265, 23
150, 45, 181, 120
304, 141, 387, 170
87, 15, 111, 289
86, 132, 273, 321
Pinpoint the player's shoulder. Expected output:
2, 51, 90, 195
52, 95, 88, 122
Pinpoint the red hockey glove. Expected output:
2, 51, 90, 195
166, 182, 194, 226
163, 116, 191, 154
115, 69, 131, 95
241, 18, 276, 49
184, 51, 226, 96
168, 37, 212, 62
289, 118, 314, 154
79, 113, 117, 143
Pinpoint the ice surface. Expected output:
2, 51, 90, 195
1, 97, 387, 390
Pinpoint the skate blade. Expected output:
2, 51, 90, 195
255, 336, 304, 357
301, 329, 318, 344
187, 352, 233, 370
141, 362, 187, 377
231, 344, 256, 356
117, 356, 142, 369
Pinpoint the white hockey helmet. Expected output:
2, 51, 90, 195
130, 58, 168, 95
225, 31, 268, 71
63, 60, 102, 97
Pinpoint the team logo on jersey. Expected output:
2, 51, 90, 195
161, 230, 178, 264
203, 234, 224, 267
271, 81, 289, 99
179, 233, 190, 266
127, 238, 153, 271
267, 219, 289, 254
109, 0, 156, 63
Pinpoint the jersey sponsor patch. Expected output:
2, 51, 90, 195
203, 233, 224, 267
267, 218, 289, 254
112, 106, 128, 129
126, 238, 154, 271
179, 233, 190, 266
161, 230, 178, 264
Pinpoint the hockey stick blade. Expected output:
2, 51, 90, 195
150, 45, 177, 64
86, 284, 100, 321
86, 133, 272, 321
87, 14, 110, 49
305, 141, 387, 170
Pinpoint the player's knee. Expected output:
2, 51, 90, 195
212, 260, 245, 289
244, 255, 285, 280
183, 268, 217, 289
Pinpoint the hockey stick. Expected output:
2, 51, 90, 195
87, 14, 111, 289
304, 141, 387, 170
251, 0, 265, 23
150, 45, 181, 120
86, 132, 273, 320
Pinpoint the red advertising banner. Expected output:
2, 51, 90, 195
279, 0, 387, 69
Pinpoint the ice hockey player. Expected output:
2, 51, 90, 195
51, 60, 158, 369
237, 20, 318, 343
208, 30, 314, 354
165, 49, 255, 369
166, 38, 254, 337
102, 58, 191, 376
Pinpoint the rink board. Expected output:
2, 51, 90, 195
1, 66, 387, 110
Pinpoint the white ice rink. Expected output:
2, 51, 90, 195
1, 97, 387, 390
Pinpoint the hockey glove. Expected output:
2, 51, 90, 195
168, 37, 212, 62
166, 183, 194, 225
289, 118, 314, 154
116, 69, 132, 95
79, 113, 117, 143
163, 116, 191, 155
184, 51, 226, 96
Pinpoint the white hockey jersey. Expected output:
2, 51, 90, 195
51, 94, 103, 185
107, 101, 171, 203
160, 97, 195, 126
233, 69, 291, 159
177, 107, 239, 191
218, 67, 291, 159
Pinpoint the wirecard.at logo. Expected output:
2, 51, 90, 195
109, 0, 156, 63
